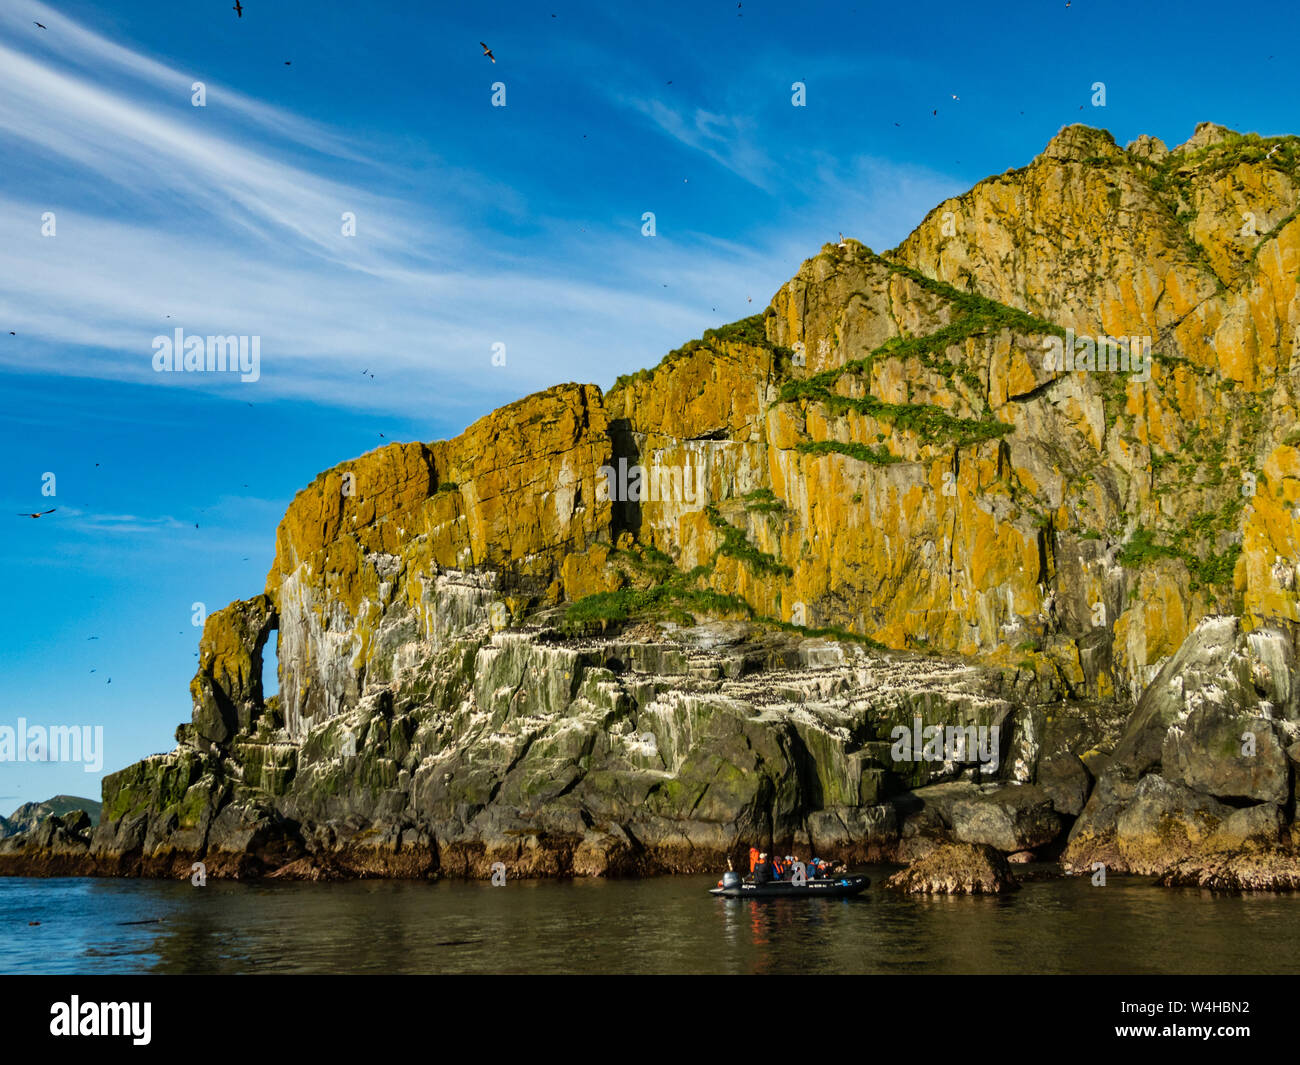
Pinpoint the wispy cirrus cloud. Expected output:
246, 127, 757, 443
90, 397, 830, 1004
0, 1, 722, 409
0, 0, 969, 421
623, 97, 775, 189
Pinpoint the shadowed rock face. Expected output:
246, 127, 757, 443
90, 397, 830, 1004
8, 122, 1300, 884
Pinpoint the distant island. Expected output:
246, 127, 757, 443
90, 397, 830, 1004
2, 795, 100, 839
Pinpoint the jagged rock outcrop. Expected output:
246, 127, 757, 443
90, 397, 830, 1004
6, 122, 1300, 884
0, 810, 95, 875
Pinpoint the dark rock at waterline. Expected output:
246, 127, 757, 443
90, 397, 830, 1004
894, 780, 1063, 856
951, 784, 1062, 852
0, 811, 96, 876
887, 842, 1018, 895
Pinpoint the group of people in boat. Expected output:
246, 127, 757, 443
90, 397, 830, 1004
746, 847, 845, 884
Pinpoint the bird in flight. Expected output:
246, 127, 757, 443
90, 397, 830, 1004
34, 21, 46, 29
19, 508, 55, 519
284, 60, 291, 65
480, 42, 495, 62
233, 1, 243, 17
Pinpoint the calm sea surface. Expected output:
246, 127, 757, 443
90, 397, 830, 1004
3, 868, 1299, 975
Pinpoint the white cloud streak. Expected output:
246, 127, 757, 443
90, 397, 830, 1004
0, 0, 965, 420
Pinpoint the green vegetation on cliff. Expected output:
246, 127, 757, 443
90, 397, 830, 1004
1119, 525, 1243, 590
795, 440, 900, 465
771, 253, 1061, 453
611, 311, 797, 392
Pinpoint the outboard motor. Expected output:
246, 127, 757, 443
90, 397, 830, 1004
722, 871, 741, 889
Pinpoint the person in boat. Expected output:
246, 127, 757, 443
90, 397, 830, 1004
748, 846, 761, 873
770, 854, 786, 880
807, 856, 828, 879
753, 852, 774, 885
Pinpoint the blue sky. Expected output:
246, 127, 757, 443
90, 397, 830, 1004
2, 0, 1298, 810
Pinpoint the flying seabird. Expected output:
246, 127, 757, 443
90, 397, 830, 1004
19, 508, 55, 519
233, 1, 243, 17
480, 42, 495, 62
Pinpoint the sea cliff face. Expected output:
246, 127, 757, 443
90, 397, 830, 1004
6, 121, 1300, 886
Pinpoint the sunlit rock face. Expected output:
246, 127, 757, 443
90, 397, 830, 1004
10, 123, 1300, 884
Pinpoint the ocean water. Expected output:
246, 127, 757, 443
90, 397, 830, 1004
3, 869, 1300, 975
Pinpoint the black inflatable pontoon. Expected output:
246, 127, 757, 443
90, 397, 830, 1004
709, 874, 870, 899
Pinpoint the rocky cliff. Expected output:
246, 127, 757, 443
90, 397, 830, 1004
6, 122, 1300, 886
